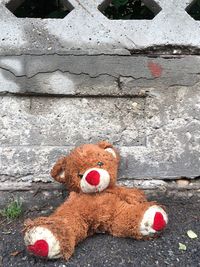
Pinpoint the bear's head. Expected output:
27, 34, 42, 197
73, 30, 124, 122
51, 141, 120, 193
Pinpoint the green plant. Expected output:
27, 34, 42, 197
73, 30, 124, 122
112, 0, 129, 9
103, 0, 154, 20
0, 199, 23, 219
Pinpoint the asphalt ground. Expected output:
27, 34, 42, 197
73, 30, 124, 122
0, 193, 199, 267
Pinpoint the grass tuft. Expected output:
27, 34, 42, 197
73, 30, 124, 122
0, 199, 23, 219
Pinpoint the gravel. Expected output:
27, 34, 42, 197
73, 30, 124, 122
0, 194, 199, 267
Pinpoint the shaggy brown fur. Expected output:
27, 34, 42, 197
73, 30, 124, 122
24, 141, 167, 260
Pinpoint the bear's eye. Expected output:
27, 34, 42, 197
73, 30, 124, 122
78, 173, 83, 179
97, 162, 104, 167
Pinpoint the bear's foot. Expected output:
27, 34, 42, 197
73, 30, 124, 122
140, 205, 168, 236
25, 226, 61, 259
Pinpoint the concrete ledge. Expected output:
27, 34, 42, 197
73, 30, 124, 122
0, 179, 199, 208
1, 178, 200, 191
1, 55, 200, 96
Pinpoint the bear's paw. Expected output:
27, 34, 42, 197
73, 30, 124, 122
140, 205, 168, 236
25, 226, 61, 259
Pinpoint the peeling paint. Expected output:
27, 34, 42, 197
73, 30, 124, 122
148, 61, 163, 78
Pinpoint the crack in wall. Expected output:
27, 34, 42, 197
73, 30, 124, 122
0, 66, 158, 81
0, 65, 118, 79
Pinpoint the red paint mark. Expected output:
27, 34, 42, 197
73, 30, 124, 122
148, 61, 163, 78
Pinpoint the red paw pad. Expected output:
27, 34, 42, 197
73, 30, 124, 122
27, 239, 49, 257
153, 212, 166, 231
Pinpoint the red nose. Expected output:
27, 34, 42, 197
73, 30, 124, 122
85, 170, 100, 186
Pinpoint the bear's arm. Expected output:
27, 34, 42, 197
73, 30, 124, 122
107, 186, 147, 204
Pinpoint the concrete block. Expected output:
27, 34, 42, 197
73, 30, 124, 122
1, 55, 200, 96
0, 96, 145, 147
0, 83, 200, 183
0, 0, 199, 55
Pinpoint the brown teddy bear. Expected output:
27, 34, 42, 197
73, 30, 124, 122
24, 141, 168, 260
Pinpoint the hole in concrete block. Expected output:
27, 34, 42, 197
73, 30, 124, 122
99, 0, 161, 20
186, 0, 200, 20
6, 0, 74, 18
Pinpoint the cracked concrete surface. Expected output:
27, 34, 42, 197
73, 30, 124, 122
1, 55, 200, 96
0, 54, 200, 186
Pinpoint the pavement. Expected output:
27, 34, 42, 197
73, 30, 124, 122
0, 192, 199, 267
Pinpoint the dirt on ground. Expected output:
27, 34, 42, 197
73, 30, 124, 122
0, 193, 199, 267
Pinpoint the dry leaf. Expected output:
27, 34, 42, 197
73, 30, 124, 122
10, 250, 22, 257
187, 230, 198, 239
179, 243, 187, 251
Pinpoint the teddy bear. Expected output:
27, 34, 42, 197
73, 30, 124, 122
24, 141, 168, 260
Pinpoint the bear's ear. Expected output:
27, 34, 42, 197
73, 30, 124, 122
97, 141, 119, 159
50, 157, 66, 184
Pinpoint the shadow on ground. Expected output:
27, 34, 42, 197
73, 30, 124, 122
0, 193, 199, 267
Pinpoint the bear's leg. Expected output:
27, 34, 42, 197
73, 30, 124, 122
110, 201, 168, 239
24, 213, 88, 260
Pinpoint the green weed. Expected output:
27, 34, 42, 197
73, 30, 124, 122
0, 199, 23, 219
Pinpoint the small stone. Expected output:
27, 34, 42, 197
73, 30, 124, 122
188, 193, 193, 198
186, 132, 192, 140
132, 102, 138, 108
176, 179, 190, 187
139, 89, 146, 96
43, 191, 50, 197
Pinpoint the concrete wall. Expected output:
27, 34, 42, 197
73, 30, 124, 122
0, 0, 200, 189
